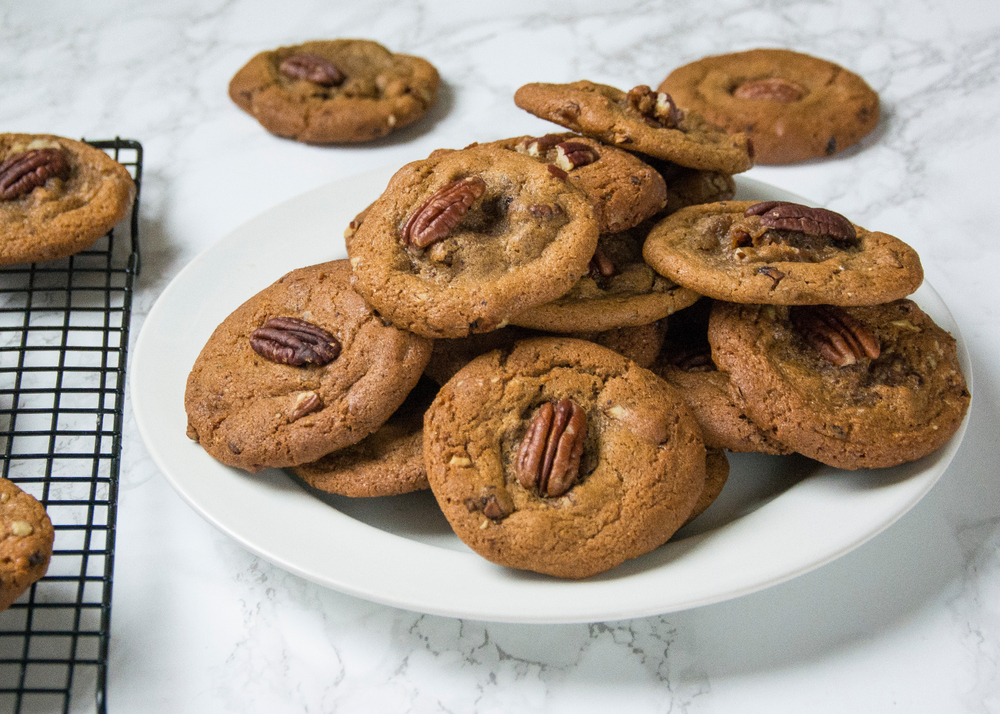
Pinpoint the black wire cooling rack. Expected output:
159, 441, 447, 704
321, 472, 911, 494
0, 139, 141, 714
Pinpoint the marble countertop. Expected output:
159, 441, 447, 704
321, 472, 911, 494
4, 0, 1000, 711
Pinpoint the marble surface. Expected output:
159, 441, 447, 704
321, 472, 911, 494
3, 0, 1000, 711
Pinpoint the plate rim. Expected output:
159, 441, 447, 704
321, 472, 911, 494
131, 167, 973, 623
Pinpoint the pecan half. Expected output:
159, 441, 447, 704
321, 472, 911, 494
401, 177, 487, 249
249, 317, 341, 366
625, 86, 683, 128
745, 201, 857, 243
554, 141, 599, 170
790, 305, 881, 367
0, 148, 71, 200
279, 52, 345, 87
733, 77, 805, 103
516, 399, 587, 497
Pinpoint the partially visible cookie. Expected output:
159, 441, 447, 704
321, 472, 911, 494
228, 39, 439, 144
0, 133, 134, 265
0, 479, 54, 612
652, 299, 791, 455
708, 300, 971, 469
289, 377, 438, 497
639, 157, 736, 216
485, 133, 667, 233
513, 81, 754, 174
658, 49, 880, 164
509, 220, 700, 332
683, 448, 729, 527
185, 260, 433, 472
348, 145, 599, 339
643, 200, 923, 305
423, 337, 706, 579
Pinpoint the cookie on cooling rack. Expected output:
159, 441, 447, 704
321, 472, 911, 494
0, 478, 54, 612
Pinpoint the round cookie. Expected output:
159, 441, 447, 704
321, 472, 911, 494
348, 145, 599, 339
513, 80, 754, 174
289, 377, 438, 497
483, 133, 667, 233
658, 49, 880, 165
707, 300, 971, 470
509, 220, 700, 332
423, 337, 707, 579
228, 39, 439, 144
0, 478, 54, 612
185, 260, 433, 472
651, 300, 791, 455
0, 133, 135, 265
643, 200, 923, 305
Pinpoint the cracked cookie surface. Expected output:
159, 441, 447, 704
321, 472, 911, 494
0, 133, 134, 265
228, 39, 439, 143
185, 260, 432, 472
707, 300, 970, 469
348, 145, 599, 339
642, 200, 923, 305
423, 337, 706, 579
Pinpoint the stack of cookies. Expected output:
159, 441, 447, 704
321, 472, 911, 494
186, 74, 969, 580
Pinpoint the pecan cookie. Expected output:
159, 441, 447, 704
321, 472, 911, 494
228, 39, 439, 144
651, 299, 791, 454
0, 133, 134, 265
509, 220, 700, 332
642, 200, 923, 305
289, 377, 438, 497
658, 49, 880, 164
185, 260, 433, 472
423, 337, 706, 579
0, 478, 54, 611
683, 447, 729, 528
348, 145, 599, 339
707, 300, 971, 469
513, 81, 754, 174
483, 133, 666, 233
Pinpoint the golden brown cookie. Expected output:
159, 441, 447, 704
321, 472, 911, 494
228, 39, 439, 144
643, 200, 923, 305
423, 337, 706, 579
509, 220, 700, 332
0, 133, 134, 265
707, 300, 971, 469
0, 478, 54, 611
348, 145, 599, 339
659, 49, 880, 164
185, 260, 433, 472
288, 377, 438, 497
683, 447, 729, 527
513, 80, 754, 174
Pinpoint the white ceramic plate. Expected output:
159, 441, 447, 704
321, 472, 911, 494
131, 167, 972, 624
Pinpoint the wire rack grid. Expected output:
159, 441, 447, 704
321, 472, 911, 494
0, 139, 142, 714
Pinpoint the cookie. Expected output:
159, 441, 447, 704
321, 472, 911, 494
683, 447, 729, 527
643, 200, 923, 305
348, 145, 599, 339
707, 300, 971, 469
289, 377, 438, 497
185, 260, 433, 472
571, 320, 668, 370
513, 80, 754, 174
423, 337, 706, 579
509, 220, 700, 332
0, 478, 54, 612
658, 49, 880, 165
483, 133, 667, 233
652, 299, 791, 455
640, 157, 736, 216
228, 39, 439, 144
0, 133, 135, 265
